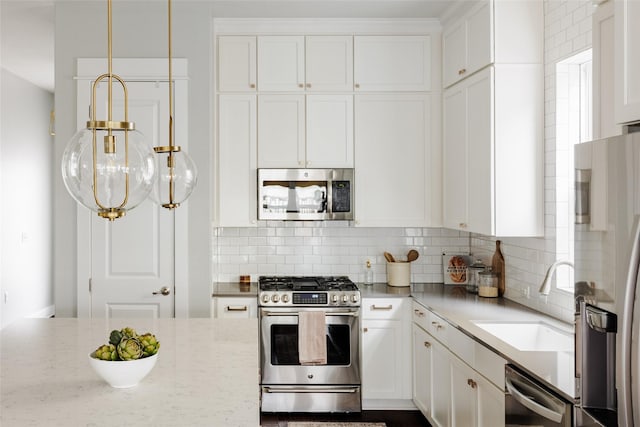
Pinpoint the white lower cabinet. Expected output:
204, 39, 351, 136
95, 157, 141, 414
361, 298, 412, 408
212, 297, 257, 319
412, 301, 506, 427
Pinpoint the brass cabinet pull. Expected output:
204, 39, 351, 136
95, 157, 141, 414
414, 309, 425, 317
371, 304, 393, 311
459, 222, 467, 228
467, 379, 477, 389
226, 305, 248, 312
424, 341, 431, 348
458, 68, 467, 75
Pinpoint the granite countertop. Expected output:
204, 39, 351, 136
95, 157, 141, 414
411, 283, 575, 401
212, 282, 258, 297
0, 318, 259, 427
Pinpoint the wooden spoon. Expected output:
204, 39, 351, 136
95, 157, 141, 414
407, 249, 419, 262
384, 252, 396, 263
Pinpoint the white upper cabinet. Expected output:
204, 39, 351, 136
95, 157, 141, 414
354, 35, 432, 91
257, 94, 354, 168
443, 1, 491, 88
443, 66, 543, 237
258, 36, 306, 91
217, 36, 257, 92
305, 36, 354, 91
257, 35, 353, 92
355, 93, 441, 227
442, 0, 543, 88
615, 0, 640, 124
217, 95, 257, 227
593, 0, 621, 138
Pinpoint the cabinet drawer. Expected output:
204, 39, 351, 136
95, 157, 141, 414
213, 297, 257, 319
411, 301, 430, 331
474, 342, 506, 389
447, 325, 475, 367
428, 311, 449, 345
362, 298, 406, 320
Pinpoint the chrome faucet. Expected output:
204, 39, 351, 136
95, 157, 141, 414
539, 260, 574, 295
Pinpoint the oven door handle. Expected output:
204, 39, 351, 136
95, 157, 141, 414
505, 374, 564, 423
263, 386, 359, 394
262, 311, 359, 317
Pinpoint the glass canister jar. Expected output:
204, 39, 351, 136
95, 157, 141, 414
466, 259, 486, 294
478, 270, 499, 298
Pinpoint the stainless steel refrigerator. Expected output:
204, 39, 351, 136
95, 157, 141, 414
574, 131, 640, 427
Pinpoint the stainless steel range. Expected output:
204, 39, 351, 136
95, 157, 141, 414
258, 276, 361, 413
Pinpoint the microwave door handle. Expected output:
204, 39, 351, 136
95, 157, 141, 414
505, 375, 564, 423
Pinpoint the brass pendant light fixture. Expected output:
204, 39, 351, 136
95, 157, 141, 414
152, 0, 197, 209
61, 0, 156, 221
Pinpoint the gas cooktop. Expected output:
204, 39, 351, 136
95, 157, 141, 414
258, 276, 360, 307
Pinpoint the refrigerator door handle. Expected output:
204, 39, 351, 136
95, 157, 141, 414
620, 214, 640, 427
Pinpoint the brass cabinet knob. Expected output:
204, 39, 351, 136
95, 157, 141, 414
424, 341, 431, 348
306, 83, 311, 88
355, 83, 360, 89
298, 83, 304, 88
249, 83, 256, 89
467, 379, 477, 389
458, 68, 467, 75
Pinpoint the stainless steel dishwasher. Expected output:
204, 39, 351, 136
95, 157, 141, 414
505, 365, 572, 427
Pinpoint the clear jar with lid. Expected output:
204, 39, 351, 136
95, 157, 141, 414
466, 259, 486, 294
478, 270, 499, 298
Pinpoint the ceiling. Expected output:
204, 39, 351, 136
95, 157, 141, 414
0, 0, 454, 93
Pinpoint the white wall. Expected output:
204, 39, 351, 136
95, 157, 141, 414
0, 68, 54, 328
54, 1, 212, 317
471, 0, 594, 323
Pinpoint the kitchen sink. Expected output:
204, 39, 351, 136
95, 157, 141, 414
472, 320, 574, 352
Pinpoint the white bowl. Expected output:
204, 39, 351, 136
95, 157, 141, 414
88, 352, 158, 388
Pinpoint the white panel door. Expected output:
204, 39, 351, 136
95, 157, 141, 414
257, 95, 305, 167
361, 319, 403, 399
258, 36, 305, 92
443, 20, 466, 88
217, 36, 257, 92
90, 81, 175, 318
306, 94, 353, 168
443, 83, 468, 231
412, 324, 433, 418
305, 35, 353, 91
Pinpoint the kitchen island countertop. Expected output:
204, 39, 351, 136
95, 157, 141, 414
0, 318, 259, 427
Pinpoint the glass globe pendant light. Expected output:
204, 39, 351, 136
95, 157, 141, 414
152, 0, 197, 209
61, 0, 156, 221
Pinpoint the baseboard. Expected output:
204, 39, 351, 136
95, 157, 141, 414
28, 305, 55, 319
362, 399, 417, 410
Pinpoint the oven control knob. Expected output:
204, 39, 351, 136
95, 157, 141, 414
282, 294, 290, 303
272, 294, 280, 303
342, 294, 349, 304
331, 294, 339, 304
351, 294, 359, 303
262, 294, 270, 304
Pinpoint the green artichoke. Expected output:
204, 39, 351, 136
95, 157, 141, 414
94, 344, 118, 361
116, 337, 143, 360
108, 329, 124, 346
120, 327, 138, 339
138, 333, 160, 357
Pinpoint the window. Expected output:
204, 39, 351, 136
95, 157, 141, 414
555, 49, 592, 292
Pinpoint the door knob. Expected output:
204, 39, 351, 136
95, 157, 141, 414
152, 286, 171, 296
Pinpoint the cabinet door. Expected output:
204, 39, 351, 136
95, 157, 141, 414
212, 297, 257, 318
476, 374, 505, 427
465, 68, 493, 236
257, 95, 305, 167
466, 0, 492, 76
258, 36, 305, 92
450, 356, 478, 427
217, 95, 257, 227
305, 36, 353, 91
218, 36, 257, 92
361, 319, 404, 399
355, 94, 433, 227
443, 83, 468, 231
412, 324, 433, 418
443, 20, 467, 88
354, 36, 431, 91
431, 339, 451, 427
615, 0, 640, 124
306, 95, 354, 168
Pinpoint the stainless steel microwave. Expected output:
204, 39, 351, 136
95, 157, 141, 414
258, 168, 354, 221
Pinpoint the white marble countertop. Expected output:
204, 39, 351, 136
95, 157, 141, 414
411, 283, 576, 401
212, 282, 258, 297
0, 318, 259, 427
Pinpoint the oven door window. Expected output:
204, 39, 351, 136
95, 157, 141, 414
270, 324, 351, 366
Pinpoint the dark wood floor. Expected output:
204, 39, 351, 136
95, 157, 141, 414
260, 410, 432, 427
